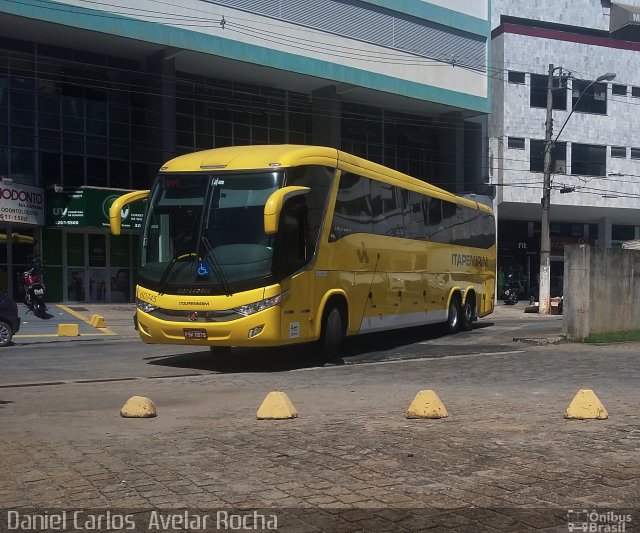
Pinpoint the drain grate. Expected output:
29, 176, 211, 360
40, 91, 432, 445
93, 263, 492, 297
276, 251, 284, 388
68, 306, 89, 312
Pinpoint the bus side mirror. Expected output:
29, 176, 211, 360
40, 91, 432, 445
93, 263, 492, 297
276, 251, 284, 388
109, 190, 150, 235
264, 186, 310, 234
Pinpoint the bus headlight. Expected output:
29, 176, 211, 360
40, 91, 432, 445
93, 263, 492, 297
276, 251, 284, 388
136, 298, 158, 313
233, 290, 289, 317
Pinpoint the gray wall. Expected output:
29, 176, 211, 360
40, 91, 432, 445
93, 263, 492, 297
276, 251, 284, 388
563, 245, 640, 340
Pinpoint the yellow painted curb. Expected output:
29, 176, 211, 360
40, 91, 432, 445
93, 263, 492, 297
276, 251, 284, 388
565, 389, 608, 420
90, 314, 106, 328
120, 396, 157, 418
406, 390, 449, 419
57, 323, 79, 337
256, 391, 298, 420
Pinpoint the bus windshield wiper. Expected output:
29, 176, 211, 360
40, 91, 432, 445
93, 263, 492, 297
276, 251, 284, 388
200, 234, 233, 296
157, 254, 194, 295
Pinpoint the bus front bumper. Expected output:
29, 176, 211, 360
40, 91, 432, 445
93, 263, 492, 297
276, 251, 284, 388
135, 307, 282, 347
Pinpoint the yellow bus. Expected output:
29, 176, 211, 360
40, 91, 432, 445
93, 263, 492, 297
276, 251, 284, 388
110, 145, 496, 355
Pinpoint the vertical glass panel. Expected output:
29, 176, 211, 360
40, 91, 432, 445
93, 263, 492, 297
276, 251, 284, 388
66, 233, 85, 266
62, 96, 84, 133
67, 268, 86, 301
42, 229, 63, 265
63, 154, 84, 186
40, 152, 61, 188
110, 234, 129, 267
0, 228, 7, 295
10, 90, 34, 127
87, 157, 107, 186
110, 267, 130, 302
10, 148, 35, 184
88, 234, 106, 267
38, 94, 61, 129
86, 100, 107, 136
109, 159, 130, 189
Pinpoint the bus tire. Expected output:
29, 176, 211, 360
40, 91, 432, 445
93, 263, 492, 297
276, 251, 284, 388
319, 305, 345, 359
460, 300, 474, 332
446, 295, 461, 334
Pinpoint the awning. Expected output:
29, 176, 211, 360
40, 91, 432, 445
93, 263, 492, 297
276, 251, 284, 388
610, 2, 640, 41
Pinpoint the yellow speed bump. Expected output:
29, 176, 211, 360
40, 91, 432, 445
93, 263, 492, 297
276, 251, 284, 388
90, 314, 106, 328
256, 391, 298, 420
406, 390, 449, 419
57, 323, 79, 337
120, 396, 157, 418
565, 389, 608, 420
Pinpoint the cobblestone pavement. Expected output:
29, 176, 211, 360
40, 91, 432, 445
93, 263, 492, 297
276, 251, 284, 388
1, 336, 639, 531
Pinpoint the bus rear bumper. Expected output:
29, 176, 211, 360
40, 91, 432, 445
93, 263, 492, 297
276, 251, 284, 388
135, 307, 282, 347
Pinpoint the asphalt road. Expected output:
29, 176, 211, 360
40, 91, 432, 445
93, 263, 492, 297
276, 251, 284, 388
0, 303, 562, 386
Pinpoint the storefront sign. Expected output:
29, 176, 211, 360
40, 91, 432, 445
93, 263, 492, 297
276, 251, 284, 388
46, 187, 145, 229
0, 182, 45, 226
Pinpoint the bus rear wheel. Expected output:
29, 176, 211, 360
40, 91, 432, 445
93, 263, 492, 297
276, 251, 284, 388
460, 301, 474, 331
319, 306, 345, 360
446, 296, 461, 334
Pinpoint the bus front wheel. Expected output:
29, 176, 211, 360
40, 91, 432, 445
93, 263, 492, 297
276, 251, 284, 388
446, 296, 461, 334
319, 306, 345, 359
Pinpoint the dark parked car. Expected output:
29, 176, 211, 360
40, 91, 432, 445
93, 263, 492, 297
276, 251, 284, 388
0, 293, 20, 347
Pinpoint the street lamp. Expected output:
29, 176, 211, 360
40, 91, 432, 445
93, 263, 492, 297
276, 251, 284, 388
538, 66, 616, 315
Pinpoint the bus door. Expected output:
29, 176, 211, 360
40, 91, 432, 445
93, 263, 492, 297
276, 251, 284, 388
279, 272, 310, 343
276, 196, 311, 343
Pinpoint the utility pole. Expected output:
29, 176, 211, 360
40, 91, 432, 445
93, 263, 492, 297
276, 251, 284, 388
539, 63, 555, 315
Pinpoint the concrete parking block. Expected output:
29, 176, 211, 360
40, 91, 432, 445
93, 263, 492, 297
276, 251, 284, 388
57, 323, 79, 336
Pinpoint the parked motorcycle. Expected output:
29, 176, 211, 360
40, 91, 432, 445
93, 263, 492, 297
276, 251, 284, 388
503, 275, 519, 305
20, 262, 47, 317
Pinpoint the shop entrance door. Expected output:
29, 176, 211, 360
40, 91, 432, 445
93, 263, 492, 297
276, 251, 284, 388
66, 232, 86, 302
65, 232, 109, 302
87, 233, 108, 302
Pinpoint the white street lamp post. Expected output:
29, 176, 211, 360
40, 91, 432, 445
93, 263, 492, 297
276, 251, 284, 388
538, 66, 616, 315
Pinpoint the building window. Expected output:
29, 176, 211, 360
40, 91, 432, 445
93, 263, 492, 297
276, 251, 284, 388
611, 146, 626, 158
612, 225, 635, 241
572, 80, 607, 114
508, 71, 525, 84
571, 143, 606, 176
632, 87, 640, 98
508, 137, 525, 149
612, 84, 627, 96
530, 139, 566, 173
530, 73, 567, 110
631, 148, 640, 160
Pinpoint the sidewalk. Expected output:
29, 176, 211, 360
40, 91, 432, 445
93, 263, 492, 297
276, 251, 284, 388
14, 303, 137, 344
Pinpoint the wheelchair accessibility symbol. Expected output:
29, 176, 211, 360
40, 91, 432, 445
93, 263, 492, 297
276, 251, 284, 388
197, 262, 210, 276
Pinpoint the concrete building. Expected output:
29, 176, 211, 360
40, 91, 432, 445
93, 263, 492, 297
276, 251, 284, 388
0, 0, 490, 303
491, 0, 640, 299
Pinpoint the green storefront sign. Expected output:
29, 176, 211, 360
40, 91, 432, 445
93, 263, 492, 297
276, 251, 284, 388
46, 187, 145, 229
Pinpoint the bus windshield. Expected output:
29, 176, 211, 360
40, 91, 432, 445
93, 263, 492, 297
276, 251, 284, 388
140, 171, 282, 293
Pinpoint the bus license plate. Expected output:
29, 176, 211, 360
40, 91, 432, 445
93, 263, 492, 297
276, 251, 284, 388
183, 328, 207, 340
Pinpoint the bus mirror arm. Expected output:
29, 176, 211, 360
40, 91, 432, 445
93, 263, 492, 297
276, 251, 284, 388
109, 190, 150, 235
263, 186, 310, 234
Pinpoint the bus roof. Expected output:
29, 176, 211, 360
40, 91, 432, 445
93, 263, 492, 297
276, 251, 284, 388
160, 144, 493, 214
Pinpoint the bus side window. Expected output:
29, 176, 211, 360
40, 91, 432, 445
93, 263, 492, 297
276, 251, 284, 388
330, 172, 372, 241
427, 198, 444, 242
405, 191, 425, 240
